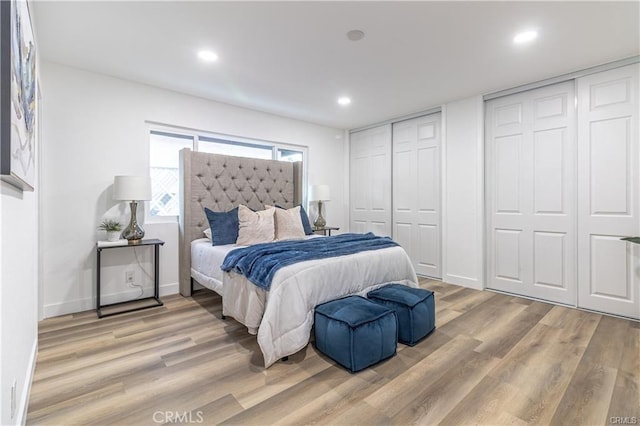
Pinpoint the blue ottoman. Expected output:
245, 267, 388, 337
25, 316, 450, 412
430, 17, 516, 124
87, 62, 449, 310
368, 284, 435, 346
314, 296, 397, 373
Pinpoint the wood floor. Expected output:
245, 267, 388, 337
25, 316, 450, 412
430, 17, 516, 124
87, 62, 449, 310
28, 279, 639, 425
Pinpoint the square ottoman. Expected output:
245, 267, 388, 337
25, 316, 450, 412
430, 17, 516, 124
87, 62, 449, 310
368, 284, 435, 346
314, 295, 397, 373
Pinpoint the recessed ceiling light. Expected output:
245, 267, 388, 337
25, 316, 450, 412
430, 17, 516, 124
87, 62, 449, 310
198, 50, 218, 62
513, 30, 538, 44
338, 97, 351, 106
346, 30, 365, 41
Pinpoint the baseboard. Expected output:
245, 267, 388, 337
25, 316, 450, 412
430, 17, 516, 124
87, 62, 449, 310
16, 340, 37, 426
43, 282, 179, 318
159, 282, 178, 297
443, 273, 483, 290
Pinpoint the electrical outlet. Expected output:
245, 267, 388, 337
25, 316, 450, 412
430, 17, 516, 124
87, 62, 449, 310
10, 379, 16, 419
125, 270, 135, 284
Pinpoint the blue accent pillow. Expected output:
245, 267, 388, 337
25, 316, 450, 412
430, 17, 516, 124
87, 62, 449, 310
204, 207, 239, 246
276, 204, 313, 235
299, 205, 314, 235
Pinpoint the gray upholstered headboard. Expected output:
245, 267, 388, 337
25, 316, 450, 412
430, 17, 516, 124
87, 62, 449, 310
178, 148, 302, 296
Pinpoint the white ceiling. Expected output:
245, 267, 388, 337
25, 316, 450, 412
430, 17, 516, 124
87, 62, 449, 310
32, 1, 639, 130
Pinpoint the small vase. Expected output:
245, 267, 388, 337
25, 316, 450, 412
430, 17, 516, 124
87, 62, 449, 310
107, 231, 121, 242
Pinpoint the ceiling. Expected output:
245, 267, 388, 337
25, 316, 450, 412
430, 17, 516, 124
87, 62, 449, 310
32, 1, 639, 130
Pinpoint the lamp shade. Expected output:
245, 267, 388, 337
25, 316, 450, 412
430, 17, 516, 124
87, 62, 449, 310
310, 184, 331, 201
113, 176, 151, 201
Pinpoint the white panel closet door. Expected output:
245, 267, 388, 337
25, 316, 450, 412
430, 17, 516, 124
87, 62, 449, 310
577, 64, 639, 319
486, 81, 577, 305
393, 114, 441, 278
350, 125, 392, 236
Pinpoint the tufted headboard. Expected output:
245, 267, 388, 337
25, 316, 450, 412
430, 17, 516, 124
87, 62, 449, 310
178, 148, 302, 296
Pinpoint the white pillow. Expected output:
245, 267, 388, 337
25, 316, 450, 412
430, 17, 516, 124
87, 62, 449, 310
236, 205, 275, 245
265, 205, 305, 241
203, 228, 212, 240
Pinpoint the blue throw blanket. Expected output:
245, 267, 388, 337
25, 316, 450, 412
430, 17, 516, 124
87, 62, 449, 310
221, 232, 399, 290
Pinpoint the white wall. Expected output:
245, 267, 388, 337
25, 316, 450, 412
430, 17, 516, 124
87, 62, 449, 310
0, 182, 39, 425
0, 190, 2, 425
442, 96, 484, 289
1, 189, 2, 425
40, 61, 346, 317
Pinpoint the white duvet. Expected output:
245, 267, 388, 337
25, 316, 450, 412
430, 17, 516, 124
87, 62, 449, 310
222, 245, 418, 368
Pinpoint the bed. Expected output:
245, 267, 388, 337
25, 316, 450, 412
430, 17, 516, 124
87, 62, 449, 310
179, 149, 418, 367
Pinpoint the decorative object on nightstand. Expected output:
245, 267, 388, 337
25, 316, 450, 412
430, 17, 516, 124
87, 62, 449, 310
97, 219, 123, 242
310, 184, 330, 229
113, 175, 151, 245
312, 226, 340, 236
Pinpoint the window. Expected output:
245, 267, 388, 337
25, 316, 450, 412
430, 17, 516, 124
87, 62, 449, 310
148, 126, 307, 220
278, 148, 303, 162
149, 131, 193, 217
199, 136, 273, 159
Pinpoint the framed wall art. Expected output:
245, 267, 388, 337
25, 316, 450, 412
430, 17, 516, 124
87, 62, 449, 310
1, 0, 37, 191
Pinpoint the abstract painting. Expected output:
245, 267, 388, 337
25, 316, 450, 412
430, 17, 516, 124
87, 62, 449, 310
1, 0, 36, 191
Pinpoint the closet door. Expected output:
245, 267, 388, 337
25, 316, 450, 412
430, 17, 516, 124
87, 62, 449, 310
350, 125, 392, 236
577, 63, 640, 319
486, 81, 577, 305
393, 114, 442, 278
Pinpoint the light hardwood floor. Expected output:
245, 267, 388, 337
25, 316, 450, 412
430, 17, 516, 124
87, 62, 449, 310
28, 279, 639, 425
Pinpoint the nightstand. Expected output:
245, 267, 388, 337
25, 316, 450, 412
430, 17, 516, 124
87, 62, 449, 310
96, 239, 164, 318
312, 226, 340, 236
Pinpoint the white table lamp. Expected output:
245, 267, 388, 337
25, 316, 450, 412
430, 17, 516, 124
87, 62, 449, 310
310, 184, 331, 229
113, 176, 151, 244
